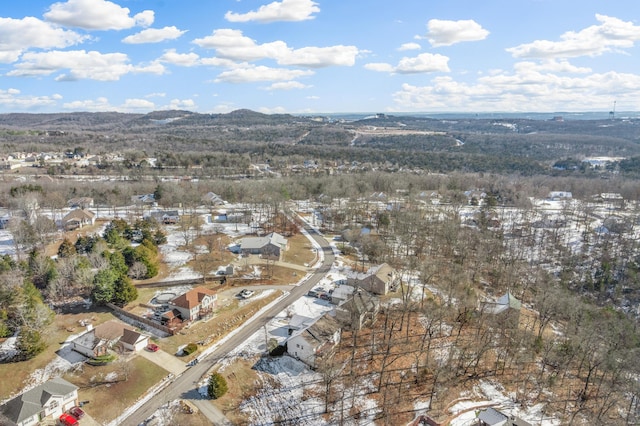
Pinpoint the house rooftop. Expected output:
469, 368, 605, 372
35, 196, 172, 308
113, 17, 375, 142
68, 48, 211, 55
120, 329, 144, 346
240, 232, 287, 250
0, 377, 78, 425
170, 286, 216, 310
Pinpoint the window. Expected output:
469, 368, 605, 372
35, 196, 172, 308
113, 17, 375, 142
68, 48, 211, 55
49, 400, 59, 410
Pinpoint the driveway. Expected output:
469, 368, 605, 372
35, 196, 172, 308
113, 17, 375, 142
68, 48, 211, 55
137, 347, 188, 376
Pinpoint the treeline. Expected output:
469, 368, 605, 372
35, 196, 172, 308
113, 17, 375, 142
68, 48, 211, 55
0, 218, 165, 361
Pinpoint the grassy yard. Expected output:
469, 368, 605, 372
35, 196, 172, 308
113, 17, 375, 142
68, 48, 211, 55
159, 290, 283, 358
65, 355, 168, 424
0, 308, 115, 401
282, 233, 316, 266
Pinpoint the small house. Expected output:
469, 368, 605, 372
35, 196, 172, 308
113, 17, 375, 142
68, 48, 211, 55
0, 377, 79, 426
287, 313, 341, 369
119, 329, 150, 352
71, 320, 136, 358
62, 209, 95, 231
482, 291, 522, 329
71, 328, 108, 358
477, 407, 532, 426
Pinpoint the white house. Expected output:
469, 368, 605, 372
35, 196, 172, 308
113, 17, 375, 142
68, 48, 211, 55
167, 286, 217, 321
0, 377, 78, 426
287, 313, 341, 369
119, 329, 149, 352
71, 328, 108, 358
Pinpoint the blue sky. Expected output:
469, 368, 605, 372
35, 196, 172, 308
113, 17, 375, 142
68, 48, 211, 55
0, 0, 639, 114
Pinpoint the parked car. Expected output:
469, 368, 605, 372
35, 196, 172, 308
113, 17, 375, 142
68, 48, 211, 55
146, 343, 159, 352
59, 413, 78, 426
69, 406, 85, 419
307, 289, 318, 297
319, 292, 332, 301
240, 289, 254, 299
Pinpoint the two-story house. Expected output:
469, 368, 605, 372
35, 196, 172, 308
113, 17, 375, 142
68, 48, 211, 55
0, 377, 79, 426
166, 286, 217, 321
287, 313, 341, 369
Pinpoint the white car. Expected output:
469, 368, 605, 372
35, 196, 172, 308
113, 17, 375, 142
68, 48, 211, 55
240, 289, 255, 299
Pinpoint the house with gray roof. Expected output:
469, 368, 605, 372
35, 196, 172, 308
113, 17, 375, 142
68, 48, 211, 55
287, 313, 341, 369
482, 291, 522, 329
477, 407, 532, 426
335, 290, 380, 330
239, 232, 288, 259
346, 263, 398, 295
61, 209, 95, 231
0, 377, 78, 426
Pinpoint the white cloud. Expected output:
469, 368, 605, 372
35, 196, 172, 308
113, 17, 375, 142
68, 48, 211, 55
365, 53, 450, 74
122, 26, 187, 44
7, 50, 165, 81
0, 17, 87, 63
264, 81, 311, 90
159, 49, 200, 67
398, 43, 421, 51
257, 106, 288, 114
121, 98, 155, 110
44, 0, 154, 30
63, 97, 112, 111
214, 65, 313, 83
514, 60, 591, 74
200, 57, 247, 68
0, 88, 59, 109
225, 0, 319, 23
364, 63, 395, 73
193, 29, 359, 67
280, 46, 359, 67
145, 92, 166, 98
424, 19, 489, 47
164, 99, 196, 110
391, 68, 640, 112
507, 14, 640, 59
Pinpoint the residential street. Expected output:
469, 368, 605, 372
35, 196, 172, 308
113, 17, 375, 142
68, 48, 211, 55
121, 228, 335, 426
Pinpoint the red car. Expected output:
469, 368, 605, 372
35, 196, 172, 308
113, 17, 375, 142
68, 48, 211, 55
146, 343, 159, 352
69, 406, 85, 419
59, 413, 78, 426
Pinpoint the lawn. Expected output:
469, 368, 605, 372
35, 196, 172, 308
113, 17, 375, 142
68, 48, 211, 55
65, 355, 168, 424
0, 308, 115, 401
159, 290, 283, 358
282, 233, 316, 266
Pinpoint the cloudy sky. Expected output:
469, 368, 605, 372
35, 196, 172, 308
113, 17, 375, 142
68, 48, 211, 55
1, 0, 639, 114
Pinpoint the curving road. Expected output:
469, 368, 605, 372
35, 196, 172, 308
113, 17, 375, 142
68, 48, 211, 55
123, 229, 335, 426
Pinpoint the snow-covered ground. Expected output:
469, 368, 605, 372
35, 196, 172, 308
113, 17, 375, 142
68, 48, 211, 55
447, 381, 560, 426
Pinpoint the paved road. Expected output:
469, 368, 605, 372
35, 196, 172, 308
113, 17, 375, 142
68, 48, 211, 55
122, 229, 335, 426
